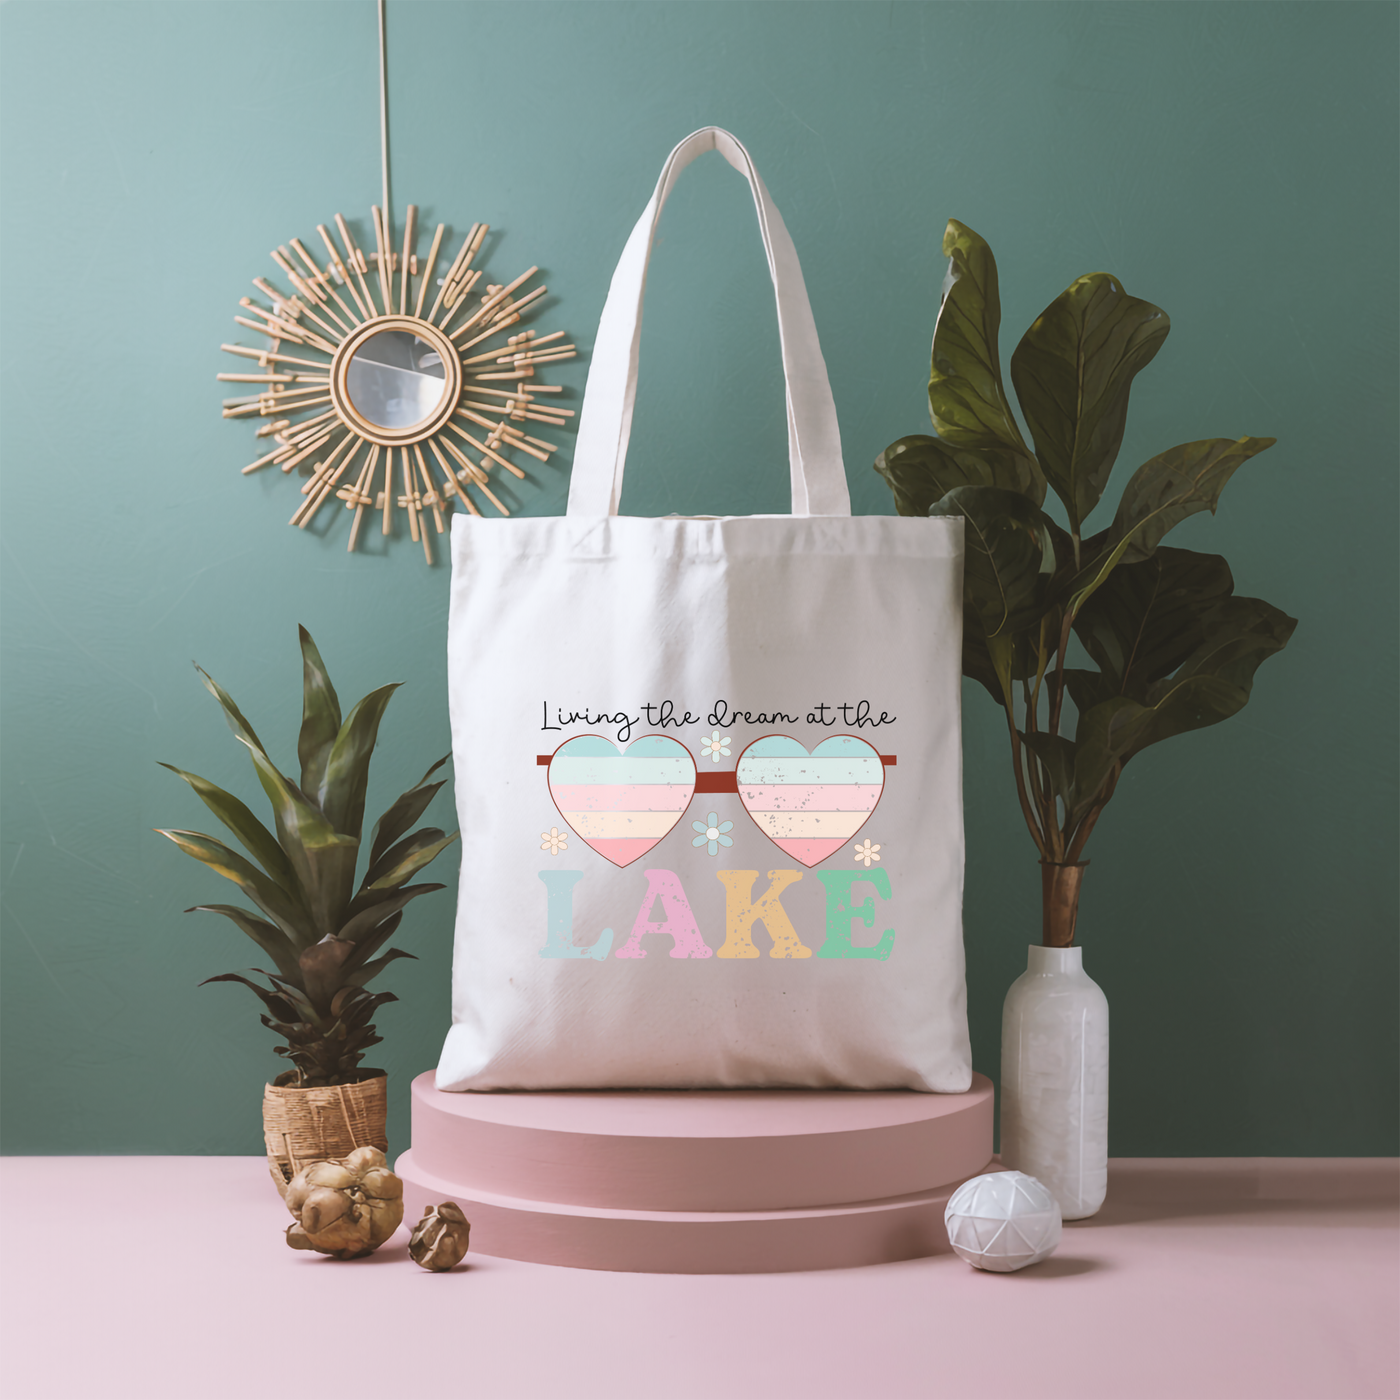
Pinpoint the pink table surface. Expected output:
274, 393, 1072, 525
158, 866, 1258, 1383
2, 1156, 1395, 1400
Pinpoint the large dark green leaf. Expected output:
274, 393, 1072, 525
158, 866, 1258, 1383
367, 756, 449, 872
1147, 596, 1296, 707
1009, 273, 1169, 534
1020, 730, 1076, 808
1072, 595, 1296, 795
297, 626, 343, 798
1072, 548, 1235, 699
186, 904, 302, 984
963, 628, 1041, 706
158, 763, 294, 890
1109, 436, 1276, 564
1071, 695, 1141, 811
157, 828, 310, 946
874, 435, 1044, 515
317, 684, 400, 840
1065, 436, 1275, 618
365, 830, 459, 891
238, 738, 359, 940
929, 486, 1053, 641
1062, 667, 1118, 717
928, 222, 1040, 481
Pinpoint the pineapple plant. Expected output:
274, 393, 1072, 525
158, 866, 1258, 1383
158, 626, 458, 1088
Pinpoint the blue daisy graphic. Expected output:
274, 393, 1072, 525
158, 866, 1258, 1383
691, 811, 734, 856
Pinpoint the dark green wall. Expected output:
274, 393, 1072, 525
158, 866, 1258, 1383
2, 1, 1395, 1156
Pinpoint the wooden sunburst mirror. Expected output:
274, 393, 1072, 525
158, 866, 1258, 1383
218, 206, 575, 562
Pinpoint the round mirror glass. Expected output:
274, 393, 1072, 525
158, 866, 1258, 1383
344, 329, 448, 430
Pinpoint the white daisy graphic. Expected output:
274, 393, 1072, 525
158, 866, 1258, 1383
853, 838, 881, 868
540, 826, 568, 855
699, 730, 731, 764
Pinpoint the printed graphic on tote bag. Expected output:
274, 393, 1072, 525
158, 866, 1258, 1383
533, 699, 901, 963
547, 735, 696, 868
734, 735, 884, 867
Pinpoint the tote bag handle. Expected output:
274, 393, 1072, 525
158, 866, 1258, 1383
568, 127, 851, 518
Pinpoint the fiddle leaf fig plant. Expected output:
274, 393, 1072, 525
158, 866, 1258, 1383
157, 627, 458, 1084
876, 221, 1296, 944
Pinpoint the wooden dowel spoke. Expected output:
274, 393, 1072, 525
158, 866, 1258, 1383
347, 444, 380, 552
380, 440, 394, 535
398, 205, 416, 316
333, 214, 379, 318
371, 206, 393, 316
427, 224, 479, 324
445, 420, 527, 479
425, 436, 479, 515
413, 443, 447, 536
449, 266, 539, 341
415, 222, 445, 320
316, 225, 371, 321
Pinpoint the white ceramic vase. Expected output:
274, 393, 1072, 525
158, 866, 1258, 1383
999, 944, 1109, 1219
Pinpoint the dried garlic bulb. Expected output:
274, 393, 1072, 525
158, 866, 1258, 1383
408, 1201, 471, 1272
284, 1146, 405, 1260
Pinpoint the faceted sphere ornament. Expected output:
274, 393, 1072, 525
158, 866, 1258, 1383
944, 1170, 1062, 1273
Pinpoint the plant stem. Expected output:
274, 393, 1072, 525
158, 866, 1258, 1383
1066, 764, 1120, 863
1021, 678, 1064, 860
1046, 607, 1074, 742
1004, 703, 1049, 859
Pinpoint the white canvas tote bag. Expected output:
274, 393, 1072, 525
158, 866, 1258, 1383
437, 127, 970, 1092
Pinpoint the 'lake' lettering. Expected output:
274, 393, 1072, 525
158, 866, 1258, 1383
537, 868, 894, 961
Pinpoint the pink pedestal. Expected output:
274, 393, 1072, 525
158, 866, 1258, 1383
395, 1070, 994, 1272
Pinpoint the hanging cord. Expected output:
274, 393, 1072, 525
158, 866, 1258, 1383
378, 0, 391, 237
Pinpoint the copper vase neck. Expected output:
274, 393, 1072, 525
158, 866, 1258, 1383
1041, 861, 1087, 947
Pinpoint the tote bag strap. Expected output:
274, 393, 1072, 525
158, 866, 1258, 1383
568, 127, 850, 518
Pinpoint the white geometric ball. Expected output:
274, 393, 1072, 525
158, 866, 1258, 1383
944, 1170, 1063, 1272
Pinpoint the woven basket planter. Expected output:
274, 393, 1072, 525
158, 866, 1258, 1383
263, 1070, 389, 1198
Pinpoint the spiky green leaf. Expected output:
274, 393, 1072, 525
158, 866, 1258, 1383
318, 684, 400, 840
367, 755, 449, 872
344, 947, 418, 989
237, 738, 358, 939
157, 829, 310, 946
158, 763, 294, 890
202, 970, 307, 1024
297, 626, 343, 797
195, 664, 268, 756
366, 830, 460, 891
186, 904, 302, 984
364, 827, 449, 889
339, 883, 445, 940
342, 912, 405, 977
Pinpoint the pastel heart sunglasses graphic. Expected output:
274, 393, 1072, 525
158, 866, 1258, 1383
546, 734, 885, 868
734, 734, 885, 867
547, 735, 697, 868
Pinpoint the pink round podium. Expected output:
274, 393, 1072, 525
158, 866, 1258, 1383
395, 1072, 994, 1273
